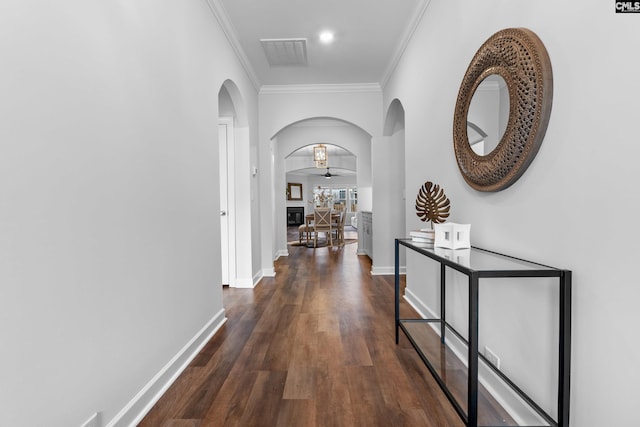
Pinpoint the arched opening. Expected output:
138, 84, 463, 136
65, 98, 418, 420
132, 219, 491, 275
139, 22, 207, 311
270, 117, 372, 257
371, 98, 406, 274
284, 143, 359, 247
218, 80, 254, 287
383, 99, 406, 137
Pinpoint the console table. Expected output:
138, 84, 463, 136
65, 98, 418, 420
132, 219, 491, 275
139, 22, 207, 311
394, 238, 571, 427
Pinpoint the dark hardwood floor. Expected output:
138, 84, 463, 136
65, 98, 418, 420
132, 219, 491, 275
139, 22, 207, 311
139, 227, 508, 426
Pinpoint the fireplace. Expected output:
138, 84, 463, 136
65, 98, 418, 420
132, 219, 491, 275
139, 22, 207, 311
287, 207, 305, 226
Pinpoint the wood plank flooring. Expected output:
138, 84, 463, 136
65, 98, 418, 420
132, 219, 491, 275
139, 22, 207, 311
139, 228, 502, 426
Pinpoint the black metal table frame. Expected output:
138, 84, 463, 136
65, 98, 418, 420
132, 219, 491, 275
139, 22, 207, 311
394, 238, 571, 427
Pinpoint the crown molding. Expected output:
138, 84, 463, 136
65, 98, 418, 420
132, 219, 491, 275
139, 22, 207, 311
260, 83, 382, 95
380, 0, 432, 89
204, 0, 261, 91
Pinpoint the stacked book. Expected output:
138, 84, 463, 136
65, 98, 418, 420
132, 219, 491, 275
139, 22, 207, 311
409, 229, 435, 247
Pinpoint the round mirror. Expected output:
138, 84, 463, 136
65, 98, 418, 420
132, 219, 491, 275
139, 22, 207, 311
467, 74, 510, 156
453, 28, 553, 192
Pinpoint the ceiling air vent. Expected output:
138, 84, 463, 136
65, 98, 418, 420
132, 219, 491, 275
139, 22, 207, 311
260, 38, 308, 67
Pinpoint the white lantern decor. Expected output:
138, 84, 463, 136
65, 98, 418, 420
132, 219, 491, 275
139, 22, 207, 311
434, 222, 471, 249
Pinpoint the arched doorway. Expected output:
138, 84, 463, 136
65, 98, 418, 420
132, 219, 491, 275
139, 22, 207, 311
218, 80, 254, 287
284, 143, 358, 246
270, 117, 372, 257
370, 99, 406, 274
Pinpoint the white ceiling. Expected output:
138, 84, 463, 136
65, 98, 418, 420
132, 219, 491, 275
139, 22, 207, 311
286, 144, 356, 177
210, 0, 429, 87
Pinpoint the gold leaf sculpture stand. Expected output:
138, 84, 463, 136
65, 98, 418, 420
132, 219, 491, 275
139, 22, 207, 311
415, 181, 450, 228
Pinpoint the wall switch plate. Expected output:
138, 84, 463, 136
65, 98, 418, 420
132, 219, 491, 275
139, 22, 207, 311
81, 412, 101, 427
484, 346, 501, 369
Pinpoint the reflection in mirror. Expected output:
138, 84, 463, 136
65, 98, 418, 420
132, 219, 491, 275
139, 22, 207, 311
467, 74, 509, 155
467, 121, 488, 155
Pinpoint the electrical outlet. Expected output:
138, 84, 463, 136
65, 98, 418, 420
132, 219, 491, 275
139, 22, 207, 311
484, 346, 501, 369
80, 412, 101, 427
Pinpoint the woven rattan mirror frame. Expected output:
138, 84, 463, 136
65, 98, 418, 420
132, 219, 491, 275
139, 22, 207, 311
453, 28, 553, 192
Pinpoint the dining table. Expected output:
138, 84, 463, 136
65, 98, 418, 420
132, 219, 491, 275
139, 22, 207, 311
303, 212, 341, 246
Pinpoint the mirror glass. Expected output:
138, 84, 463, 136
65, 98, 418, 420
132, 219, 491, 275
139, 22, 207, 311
467, 74, 509, 156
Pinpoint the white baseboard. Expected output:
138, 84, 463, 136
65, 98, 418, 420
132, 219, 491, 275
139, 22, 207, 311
370, 265, 406, 275
275, 250, 289, 258
262, 267, 276, 277
106, 309, 227, 427
401, 289, 547, 426
231, 279, 255, 288
402, 287, 430, 319
252, 270, 263, 287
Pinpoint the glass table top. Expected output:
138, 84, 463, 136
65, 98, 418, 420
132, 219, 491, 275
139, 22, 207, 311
397, 238, 562, 274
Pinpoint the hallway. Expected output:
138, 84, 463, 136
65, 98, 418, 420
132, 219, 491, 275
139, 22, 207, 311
140, 241, 488, 426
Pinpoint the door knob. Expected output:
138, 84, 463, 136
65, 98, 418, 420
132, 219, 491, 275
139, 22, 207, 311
220, 211, 227, 216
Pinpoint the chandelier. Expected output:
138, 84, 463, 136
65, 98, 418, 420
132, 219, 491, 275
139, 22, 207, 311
313, 144, 327, 168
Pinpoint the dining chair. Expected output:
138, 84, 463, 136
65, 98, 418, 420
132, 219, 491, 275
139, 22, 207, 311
299, 222, 313, 244
336, 211, 347, 244
330, 211, 341, 243
313, 208, 333, 247
331, 211, 340, 229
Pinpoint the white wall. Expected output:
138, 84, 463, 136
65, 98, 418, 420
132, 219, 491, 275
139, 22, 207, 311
0, 1, 257, 426
372, 99, 407, 274
384, 0, 640, 425
371, 131, 406, 274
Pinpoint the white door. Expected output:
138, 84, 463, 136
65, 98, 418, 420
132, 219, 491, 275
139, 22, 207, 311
219, 119, 236, 286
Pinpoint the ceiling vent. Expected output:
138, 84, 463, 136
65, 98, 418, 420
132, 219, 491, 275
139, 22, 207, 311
260, 38, 308, 67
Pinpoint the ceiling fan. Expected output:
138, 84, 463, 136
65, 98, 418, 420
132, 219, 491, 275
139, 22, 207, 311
317, 167, 339, 179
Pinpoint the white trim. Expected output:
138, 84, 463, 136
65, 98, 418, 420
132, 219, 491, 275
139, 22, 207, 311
371, 265, 406, 275
262, 267, 276, 277
380, 0, 432, 89
252, 270, 263, 287
106, 309, 227, 427
203, 0, 261, 90
219, 118, 237, 287
402, 287, 430, 319
231, 277, 255, 288
401, 289, 549, 426
276, 249, 289, 258
260, 83, 382, 95
80, 413, 100, 427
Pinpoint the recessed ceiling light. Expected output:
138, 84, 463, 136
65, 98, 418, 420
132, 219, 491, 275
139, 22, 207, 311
319, 31, 335, 44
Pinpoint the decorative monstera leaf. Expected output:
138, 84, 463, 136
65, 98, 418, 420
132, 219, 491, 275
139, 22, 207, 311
415, 181, 450, 227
